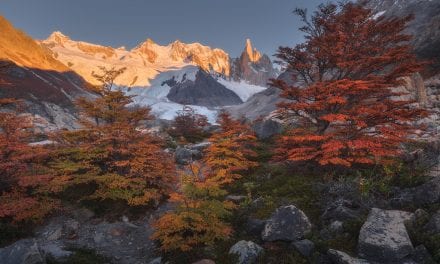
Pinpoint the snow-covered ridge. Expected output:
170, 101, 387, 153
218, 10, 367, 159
40, 31, 230, 87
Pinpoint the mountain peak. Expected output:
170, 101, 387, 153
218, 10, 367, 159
244, 38, 261, 63
47, 31, 71, 44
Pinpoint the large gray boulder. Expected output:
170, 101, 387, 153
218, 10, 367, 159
228, 240, 264, 264
0, 239, 45, 264
358, 208, 414, 262
252, 119, 283, 139
261, 205, 312, 242
328, 249, 370, 264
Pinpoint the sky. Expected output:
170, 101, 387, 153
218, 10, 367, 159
0, 0, 325, 57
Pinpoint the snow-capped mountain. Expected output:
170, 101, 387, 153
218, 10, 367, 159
40, 32, 231, 87
231, 39, 277, 86
39, 32, 273, 122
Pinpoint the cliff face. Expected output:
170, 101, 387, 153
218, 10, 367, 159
231, 39, 277, 87
0, 16, 93, 131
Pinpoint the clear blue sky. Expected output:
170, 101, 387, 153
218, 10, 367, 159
0, 0, 325, 57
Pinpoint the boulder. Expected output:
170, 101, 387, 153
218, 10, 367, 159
0, 239, 45, 264
327, 249, 370, 264
39, 242, 72, 260
411, 245, 436, 264
229, 240, 264, 264
252, 119, 283, 139
358, 208, 414, 262
261, 205, 311, 242
290, 239, 315, 257
413, 177, 440, 206
175, 147, 201, 165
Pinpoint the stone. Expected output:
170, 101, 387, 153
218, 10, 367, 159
252, 119, 283, 139
261, 205, 312, 242
40, 242, 72, 260
0, 239, 45, 264
329, 221, 344, 234
148, 257, 162, 264
322, 199, 361, 222
291, 239, 315, 257
226, 195, 247, 203
358, 208, 414, 262
424, 209, 440, 234
229, 240, 264, 264
327, 249, 370, 264
245, 218, 265, 237
45, 227, 62, 241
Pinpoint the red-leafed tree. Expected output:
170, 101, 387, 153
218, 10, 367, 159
168, 106, 209, 143
272, 2, 428, 168
0, 99, 56, 222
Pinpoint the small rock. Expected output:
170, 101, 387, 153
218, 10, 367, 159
45, 227, 62, 241
226, 195, 247, 203
148, 257, 162, 264
328, 249, 370, 264
0, 239, 45, 264
358, 208, 414, 262
122, 215, 129, 223
329, 221, 344, 234
322, 199, 361, 222
229, 240, 264, 264
261, 205, 312, 242
291, 239, 315, 257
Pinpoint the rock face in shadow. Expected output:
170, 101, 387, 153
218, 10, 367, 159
167, 69, 242, 107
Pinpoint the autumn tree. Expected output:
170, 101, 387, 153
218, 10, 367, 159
272, 2, 428, 168
152, 162, 234, 252
204, 111, 258, 184
0, 99, 57, 222
152, 113, 257, 252
168, 106, 209, 143
50, 67, 175, 207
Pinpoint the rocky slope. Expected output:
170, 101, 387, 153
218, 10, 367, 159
231, 39, 277, 86
366, 0, 440, 73
0, 16, 94, 131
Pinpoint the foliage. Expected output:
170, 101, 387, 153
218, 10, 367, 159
168, 106, 210, 143
272, 2, 428, 168
152, 163, 234, 252
48, 67, 176, 208
153, 113, 258, 253
46, 248, 109, 264
0, 98, 58, 223
204, 111, 258, 185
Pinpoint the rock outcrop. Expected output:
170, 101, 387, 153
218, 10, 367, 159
358, 208, 414, 262
231, 39, 276, 87
167, 69, 242, 107
261, 205, 312, 242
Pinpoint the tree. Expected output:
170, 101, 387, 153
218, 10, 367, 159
272, 2, 428, 168
151, 162, 234, 252
0, 99, 56, 222
152, 113, 257, 252
204, 111, 258, 185
168, 106, 209, 143
49, 67, 176, 207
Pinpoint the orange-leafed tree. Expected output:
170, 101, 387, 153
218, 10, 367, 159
168, 106, 210, 143
204, 111, 258, 185
0, 99, 57, 222
152, 162, 234, 252
50, 67, 175, 207
272, 2, 428, 168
